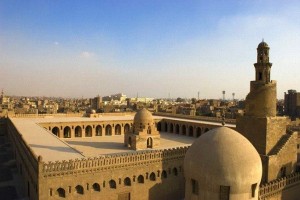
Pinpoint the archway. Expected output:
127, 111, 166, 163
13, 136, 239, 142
164, 122, 168, 132
63, 126, 71, 138
85, 125, 92, 137
96, 125, 102, 136
196, 127, 202, 137
147, 137, 153, 148
173, 168, 178, 176
161, 170, 167, 179
147, 126, 151, 134
175, 124, 180, 134
105, 125, 112, 136
182, 125, 186, 135
115, 124, 121, 135
170, 123, 174, 133
157, 122, 161, 131
124, 124, 130, 134
128, 137, 132, 147
189, 126, 193, 137
52, 127, 60, 137
150, 172, 156, 181
75, 126, 82, 137
92, 183, 100, 192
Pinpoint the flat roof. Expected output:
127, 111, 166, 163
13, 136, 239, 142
9, 115, 235, 162
63, 132, 195, 157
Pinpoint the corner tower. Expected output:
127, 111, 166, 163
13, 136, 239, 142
124, 108, 160, 150
237, 41, 297, 183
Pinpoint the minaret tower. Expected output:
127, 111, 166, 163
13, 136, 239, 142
237, 41, 297, 183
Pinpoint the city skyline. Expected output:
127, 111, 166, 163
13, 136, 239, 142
1, 0, 300, 99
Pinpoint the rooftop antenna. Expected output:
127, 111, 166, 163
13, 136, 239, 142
262, 38, 264, 42
232, 92, 235, 101
198, 91, 200, 100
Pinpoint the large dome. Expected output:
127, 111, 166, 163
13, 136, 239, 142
133, 108, 154, 125
184, 127, 262, 198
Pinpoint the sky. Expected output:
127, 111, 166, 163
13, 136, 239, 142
1, 0, 300, 99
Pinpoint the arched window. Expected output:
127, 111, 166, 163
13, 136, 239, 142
147, 137, 153, 148
196, 127, 201, 137
164, 123, 168, 132
75, 185, 84, 195
109, 180, 116, 189
92, 183, 100, 192
175, 124, 180, 134
182, 125, 186, 135
137, 175, 144, 183
96, 125, 102, 136
150, 172, 156, 181
147, 126, 151, 134
173, 168, 178, 176
124, 177, 131, 186
161, 170, 167, 179
85, 125, 92, 137
56, 188, 65, 198
52, 127, 60, 137
170, 124, 174, 133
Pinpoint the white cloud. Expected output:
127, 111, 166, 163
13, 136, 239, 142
80, 51, 95, 58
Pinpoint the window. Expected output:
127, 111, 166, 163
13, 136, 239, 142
220, 185, 230, 200
259, 72, 262, 80
251, 183, 257, 198
280, 167, 286, 178
191, 179, 198, 195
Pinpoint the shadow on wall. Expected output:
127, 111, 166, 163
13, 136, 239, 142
65, 141, 126, 150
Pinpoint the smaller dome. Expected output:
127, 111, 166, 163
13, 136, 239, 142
258, 41, 269, 48
134, 108, 153, 125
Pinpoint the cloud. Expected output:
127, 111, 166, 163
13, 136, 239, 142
80, 51, 95, 58
54, 41, 59, 45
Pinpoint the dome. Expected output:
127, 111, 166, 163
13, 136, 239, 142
133, 108, 154, 125
258, 41, 269, 48
184, 127, 262, 198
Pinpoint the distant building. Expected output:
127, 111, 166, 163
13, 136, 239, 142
284, 89, 300, 119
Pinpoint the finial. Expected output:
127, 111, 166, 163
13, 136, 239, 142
262, 38, 264, 42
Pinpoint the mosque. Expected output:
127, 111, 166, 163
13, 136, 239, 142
4, 41, 300, 200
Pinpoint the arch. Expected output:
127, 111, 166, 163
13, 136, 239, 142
52, 127, 60, 137
105, 125, 112, 136
175, 124, 180, 134
95, 125, 102, 136
124, 124, 130, 134
182, 125, 186, 135
124, 177, 131, 186
169, 123, 174, 133
164, 122, 168, 132
161, 170, 167, 179
147, 137, 153, 148
157, 122, 161, 131
92, 183, 100, 192
173, 168, 178, 176
75, 185, 84, 194
115, 124, 121, 135
63, 126, 71, 138
150, 172, 156, 181
109, 180, 116, 189
204, 128, 209, 133
137, 175, 144, 183
85, 125, 92, 137
196, 127, 202, 137
56, 188, 65, 198
189, 126, 193, 137
75, 126, 82, 137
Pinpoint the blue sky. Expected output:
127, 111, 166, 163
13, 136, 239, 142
1, 0, 300, 99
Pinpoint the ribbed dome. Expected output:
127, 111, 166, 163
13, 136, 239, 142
184, 127, 262, 194
133, 108, 154, 125
258, 41, 269, 48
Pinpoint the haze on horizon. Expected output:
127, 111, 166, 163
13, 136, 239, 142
1, 0, 300, 100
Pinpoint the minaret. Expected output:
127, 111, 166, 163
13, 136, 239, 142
236, 41, 297, 183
